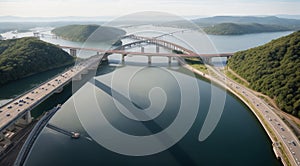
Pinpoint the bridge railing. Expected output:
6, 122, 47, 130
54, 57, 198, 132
0, 65, 75, 110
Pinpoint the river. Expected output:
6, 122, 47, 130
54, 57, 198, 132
0, 26, 293, 165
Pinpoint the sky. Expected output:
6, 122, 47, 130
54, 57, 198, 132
0, 0, 299, 19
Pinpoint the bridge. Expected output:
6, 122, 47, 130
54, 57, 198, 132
0, 56, 101, 145
61, 34, 233, 64
0, 33, 233, 152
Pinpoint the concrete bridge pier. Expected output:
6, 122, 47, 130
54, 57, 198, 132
141, 47, 144, 53
70, 48, 77, 57
33, 32, 39, 38
122, 54, 127, 63
148, 56, 152, 64
168, 57, 172, 64
156, 46, 160, 53
16, 112, 32, 125
81, 69, 88, 75
73, 74, 82, 81
55, 87, 63, 93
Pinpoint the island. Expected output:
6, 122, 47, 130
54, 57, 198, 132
228, 31, 300, 117
203, 23, 290, 35
0, 37, 75, 85
51, 24, 126, 43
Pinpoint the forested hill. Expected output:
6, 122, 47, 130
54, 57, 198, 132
52, 24, 126, 42
0, 37, 75, 85
228, 31, 300, 117
203, 23, 289, 35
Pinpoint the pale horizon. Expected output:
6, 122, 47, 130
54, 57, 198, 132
0, 0, 299, 20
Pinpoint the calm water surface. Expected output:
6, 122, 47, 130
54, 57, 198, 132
0, 26, 291, 165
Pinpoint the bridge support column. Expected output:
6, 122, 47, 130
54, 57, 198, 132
73, 74, 82, 81
156, 46, 159, 53
70, 49, 77, 57
168, 57, 172, 64
141, 47, 144, 53
122, 54, 126, 63
148, 56, 152, 64
55, 87, 63, 93
16, 111, 32, 126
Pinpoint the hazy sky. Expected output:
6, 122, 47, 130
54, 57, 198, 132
0, 0, 299, 18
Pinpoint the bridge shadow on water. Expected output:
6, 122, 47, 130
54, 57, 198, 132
92, 78, 198, 165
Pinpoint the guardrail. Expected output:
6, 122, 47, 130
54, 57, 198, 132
14, 105, 61, 166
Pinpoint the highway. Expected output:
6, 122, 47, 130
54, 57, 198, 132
0, 56, 101, 132
210, 66, 300, 166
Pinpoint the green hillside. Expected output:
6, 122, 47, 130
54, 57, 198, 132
203, 23, 290, 35
0, 37, 75, 85
228, 31, 300, 117
52, 24, 126, 43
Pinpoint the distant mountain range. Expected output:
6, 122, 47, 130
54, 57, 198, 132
1, 15, 300, 35
193, 16, 300, 28
161, 16, 300, 35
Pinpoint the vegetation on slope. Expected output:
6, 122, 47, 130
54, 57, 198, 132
0, 37, 75, 85
160, 16, 300, 35
203, 23, 290, 35
228, 31, 300, 117
52, 24, 126, 43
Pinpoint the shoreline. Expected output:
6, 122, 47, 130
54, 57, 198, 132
180, 60, 290, 165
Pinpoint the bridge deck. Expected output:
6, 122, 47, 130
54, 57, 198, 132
60, 45, 233, 58
0, 56, 100, 132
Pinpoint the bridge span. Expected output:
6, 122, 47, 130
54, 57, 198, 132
0, 55, 101, 141
0, 34, 233, 152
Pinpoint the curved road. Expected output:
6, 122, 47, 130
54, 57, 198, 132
210, 66, 300, 166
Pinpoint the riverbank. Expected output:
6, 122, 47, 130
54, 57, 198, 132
179, 60, 292, 166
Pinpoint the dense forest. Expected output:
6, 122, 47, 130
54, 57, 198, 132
52, 24, 126, 43
203, 23, 290, 35
228, 31, 300, 117
0, 37, 75, 85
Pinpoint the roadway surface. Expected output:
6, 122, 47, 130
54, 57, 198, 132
60, 45, 233, 58
211, 66, 300, 166
0, 56, 101, 132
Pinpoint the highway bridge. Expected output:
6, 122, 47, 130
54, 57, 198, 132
1, 32, 298, 165
61, 34, 233, 64
0, 34, 233, 136
0, 33, 232, 155
0, 56, 101, 141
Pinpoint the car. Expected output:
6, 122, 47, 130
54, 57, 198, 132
0, 110, 3, 113
7, 106, 12, 109
26, 96, 30, 99
292, 141, 297, 146
14, 102, 18, 105
265, 110, 268, 113
6, 113, 10, 117
280, 127, 285, 131
18, 104, 23, 106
